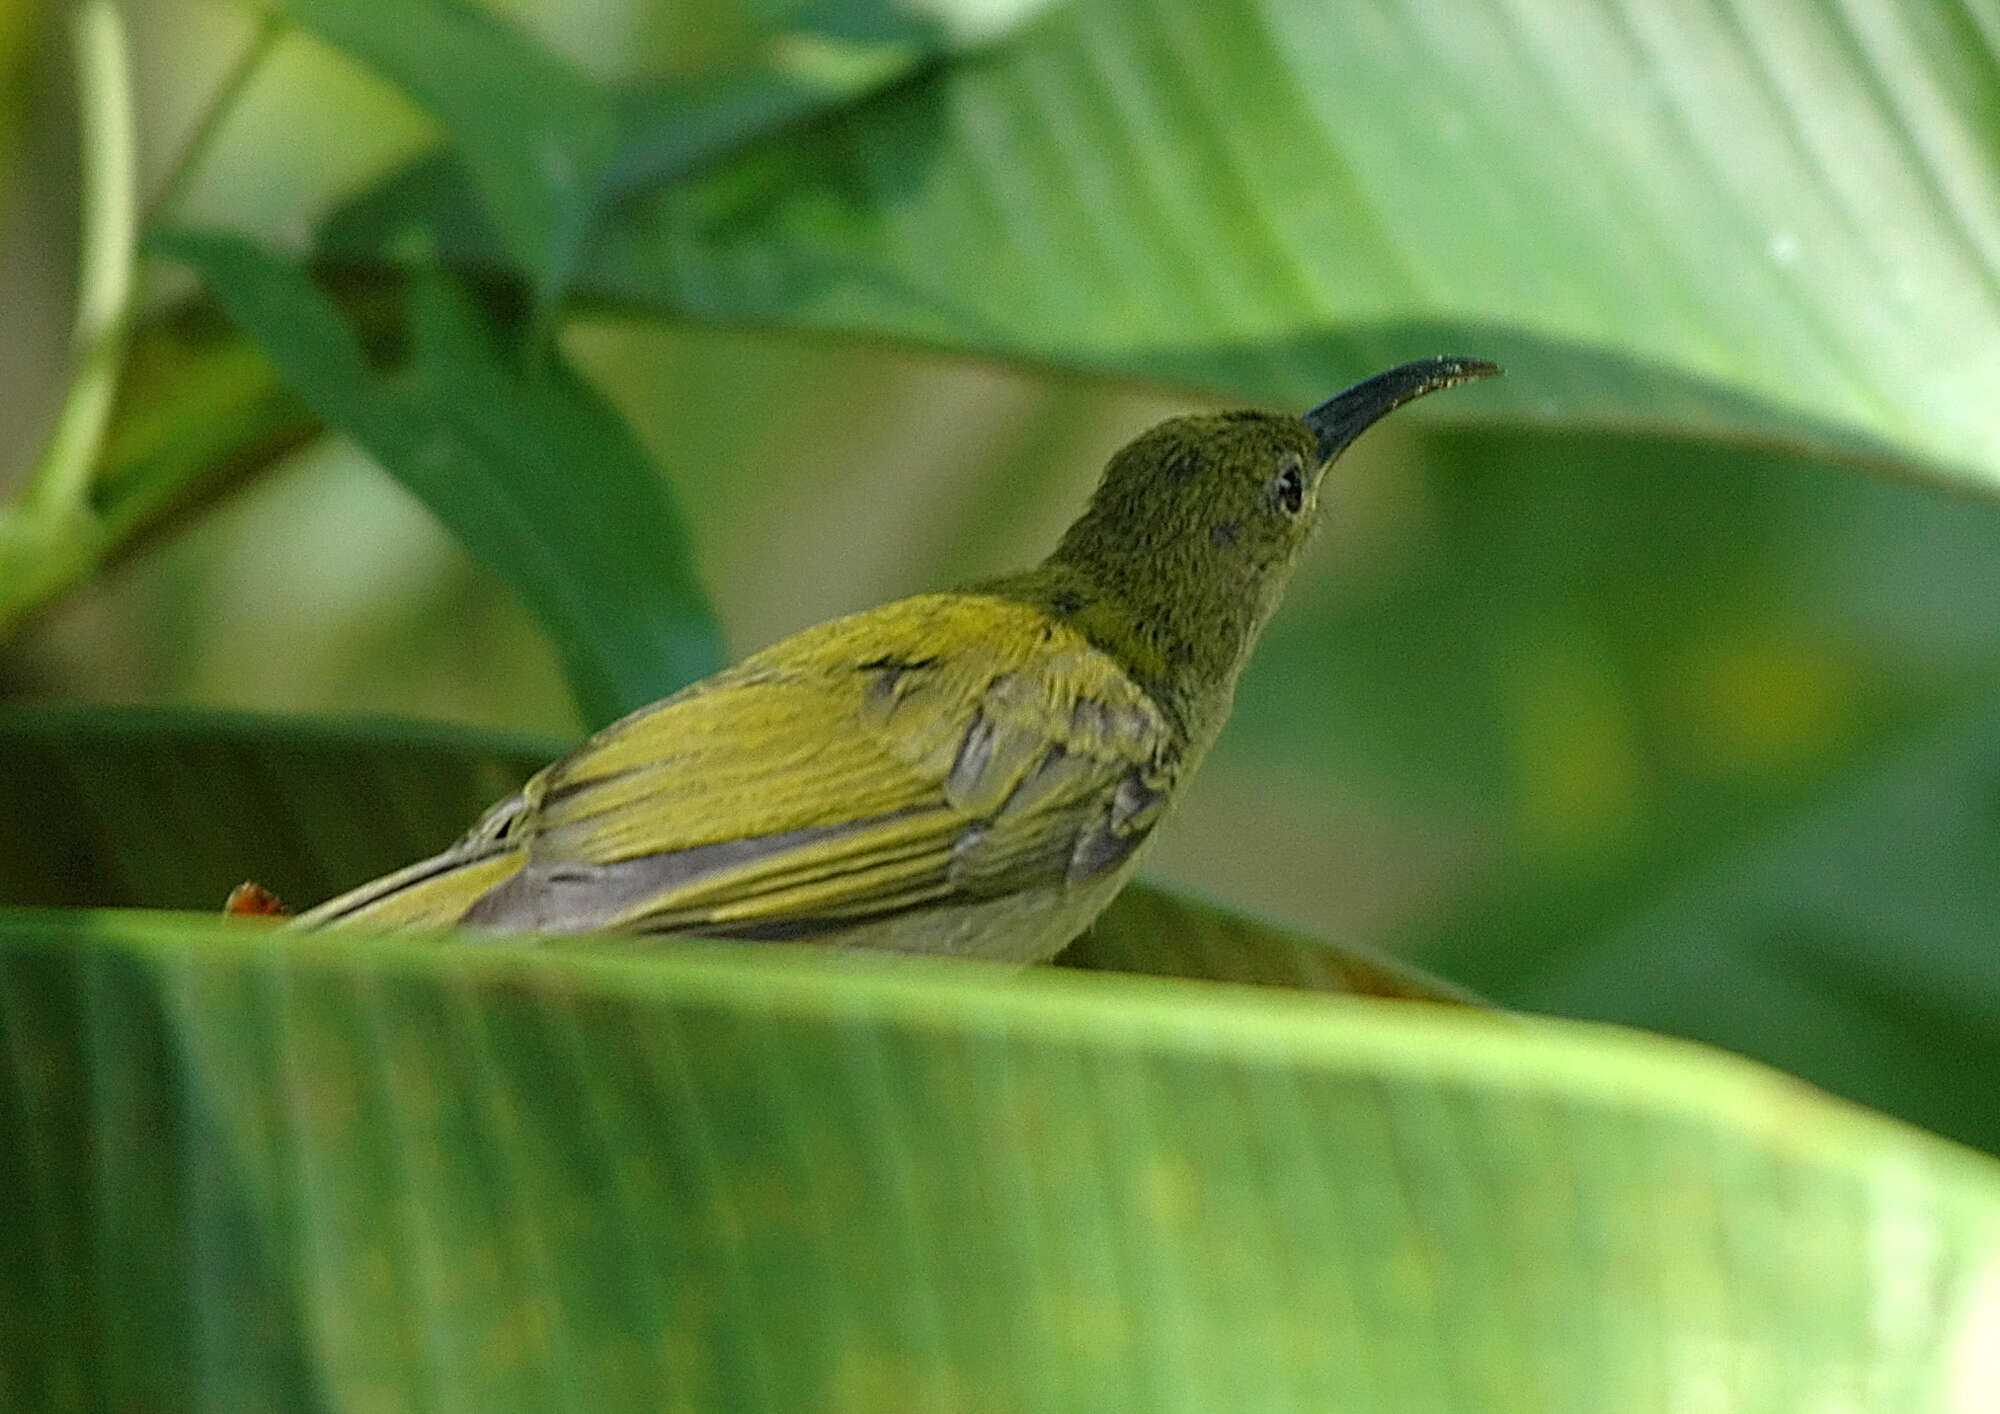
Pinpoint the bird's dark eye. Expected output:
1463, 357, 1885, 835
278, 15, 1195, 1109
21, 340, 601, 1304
1272, 457, 1306, 516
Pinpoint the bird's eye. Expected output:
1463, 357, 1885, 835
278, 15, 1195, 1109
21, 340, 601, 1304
1272, 456, 1306, 516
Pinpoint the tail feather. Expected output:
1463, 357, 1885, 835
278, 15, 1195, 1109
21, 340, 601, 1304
287, 847, 527, 931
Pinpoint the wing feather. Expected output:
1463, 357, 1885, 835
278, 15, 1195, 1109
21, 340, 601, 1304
319, 594, 1179, 940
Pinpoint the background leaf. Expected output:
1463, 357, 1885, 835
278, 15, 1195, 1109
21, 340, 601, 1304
1481, 677, 2000, 1165
151, 228, 722, 727
324, 0, 2000, 490
286, 0, 1031, 319
0, 703, 552, 913
276, 0, 622, 313
1058, 880, 1486, 1005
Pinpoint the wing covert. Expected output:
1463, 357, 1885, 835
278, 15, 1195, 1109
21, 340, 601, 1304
464, 594, 1177, 937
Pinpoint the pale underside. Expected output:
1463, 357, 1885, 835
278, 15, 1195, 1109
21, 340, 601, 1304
292, 594, 1181, 963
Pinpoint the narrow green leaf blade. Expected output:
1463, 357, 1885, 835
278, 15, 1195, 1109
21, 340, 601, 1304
150, 228, 723, 726
310, 6, 962, 280
277, 0, 620, 307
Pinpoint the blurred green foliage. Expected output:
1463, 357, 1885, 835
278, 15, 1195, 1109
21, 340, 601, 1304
5, 2, 2000, 1405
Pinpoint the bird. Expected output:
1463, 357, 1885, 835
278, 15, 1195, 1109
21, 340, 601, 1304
287, 357, 1498, 961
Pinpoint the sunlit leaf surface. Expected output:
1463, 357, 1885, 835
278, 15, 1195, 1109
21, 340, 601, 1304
325, 0, 2000, 489
3, 910, 1998, 1411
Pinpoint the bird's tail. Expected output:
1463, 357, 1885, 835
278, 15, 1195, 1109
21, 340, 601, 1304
286, 845, 527, 931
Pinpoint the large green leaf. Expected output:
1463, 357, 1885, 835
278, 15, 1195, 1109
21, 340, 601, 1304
4, 910, 1998, 1411
324, 0, 2000, 490
149, 229, 723, 727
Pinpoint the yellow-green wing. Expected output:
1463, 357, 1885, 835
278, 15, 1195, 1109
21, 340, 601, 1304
435, 594, 1174, 939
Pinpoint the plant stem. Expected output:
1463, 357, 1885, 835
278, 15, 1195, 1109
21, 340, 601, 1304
144, 10, 281, 227
1, 6, 287, 630
15, 0, 138, 524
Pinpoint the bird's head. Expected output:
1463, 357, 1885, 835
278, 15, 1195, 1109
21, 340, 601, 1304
1052, 358, 1500, 660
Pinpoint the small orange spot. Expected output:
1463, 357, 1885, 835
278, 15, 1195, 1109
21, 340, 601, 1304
223, 881, 289, 917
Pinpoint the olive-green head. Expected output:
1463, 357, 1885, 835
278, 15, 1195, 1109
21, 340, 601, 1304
1035, 357, 1498, 735
1064, 408, 1325, 605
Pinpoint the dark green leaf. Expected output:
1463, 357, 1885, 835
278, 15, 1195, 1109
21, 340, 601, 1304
297, 0, 967, 316
1060, 881, 1484, 1006
1484, 678, 2000, 1163
278, 0, 621, 312
0, 703, 554, 912
149, 228, 723, 727
601, 39, 934, 203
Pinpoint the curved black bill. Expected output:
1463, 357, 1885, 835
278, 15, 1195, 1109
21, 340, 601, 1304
1303, 356, 1501, 464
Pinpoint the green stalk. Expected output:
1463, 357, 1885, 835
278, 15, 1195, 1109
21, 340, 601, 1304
14, 0, 137, 526
0, 7, 291, 632
143, 11, 279, 227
